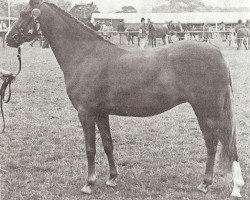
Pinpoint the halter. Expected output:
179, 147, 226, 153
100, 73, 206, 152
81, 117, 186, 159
11, 4, 43, 45
11, 22, 26, 43
0, 47, 22, 133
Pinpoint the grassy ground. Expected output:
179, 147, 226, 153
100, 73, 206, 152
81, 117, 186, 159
0, 40, 249, 200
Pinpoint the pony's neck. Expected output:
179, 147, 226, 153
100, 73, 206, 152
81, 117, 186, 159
39, 3, 116, 70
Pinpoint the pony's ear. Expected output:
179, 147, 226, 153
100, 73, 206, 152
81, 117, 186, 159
20, 10, 30, 18
29, 0, 42, 8
31, 8, 41, 20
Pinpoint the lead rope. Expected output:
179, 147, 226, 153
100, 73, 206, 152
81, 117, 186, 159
0, 47, 22, 133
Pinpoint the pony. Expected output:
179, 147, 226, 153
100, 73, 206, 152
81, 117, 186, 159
236, 28, 250, 50
154, 27, 168, 45
6, 0, 244, 198
125, 27, 139, 45
126, 27, 168, 47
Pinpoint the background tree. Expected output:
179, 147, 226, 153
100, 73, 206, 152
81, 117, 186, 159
116, 6, 137, 13
57, 0, 72, 11
122, 6, 137, 13
69, 2, 99, 24
152, 0, 205, 12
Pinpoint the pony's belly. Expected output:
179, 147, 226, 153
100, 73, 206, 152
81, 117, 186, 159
109, 106, 172, 117
107, 98, 185, 117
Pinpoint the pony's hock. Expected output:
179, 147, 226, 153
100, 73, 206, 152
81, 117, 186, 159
5, 0, 245, 198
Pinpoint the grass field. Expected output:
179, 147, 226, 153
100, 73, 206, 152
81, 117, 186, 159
0, 40, 249, 200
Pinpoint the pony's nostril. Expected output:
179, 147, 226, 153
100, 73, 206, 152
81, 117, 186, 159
13, 34, 19, 41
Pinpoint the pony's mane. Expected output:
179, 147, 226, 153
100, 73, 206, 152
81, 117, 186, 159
46, 3, 115, 45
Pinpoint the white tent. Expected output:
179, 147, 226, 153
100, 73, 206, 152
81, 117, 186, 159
92, 12, 250, 24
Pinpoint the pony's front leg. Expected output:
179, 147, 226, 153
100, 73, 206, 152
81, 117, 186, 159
96, 113, 118, 187
237, 38, 242, 50
78, 110, 97, 194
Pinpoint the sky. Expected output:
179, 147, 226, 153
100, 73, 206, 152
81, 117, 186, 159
12, 0, 250, 13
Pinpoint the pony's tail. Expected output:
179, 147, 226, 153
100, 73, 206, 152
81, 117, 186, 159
219, 73, 238, 172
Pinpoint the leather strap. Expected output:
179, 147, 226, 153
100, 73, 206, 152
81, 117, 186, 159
0, 47, 22, 133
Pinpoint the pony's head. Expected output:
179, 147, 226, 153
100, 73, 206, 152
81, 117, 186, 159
6, 0, 43, 48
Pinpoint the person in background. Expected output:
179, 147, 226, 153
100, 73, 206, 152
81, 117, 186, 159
100, 21, 108, 39
0, 21, 7, 30
202, 23, 210, 42
95, 21, 101, 31
147, 19, 156, 47
106, 21, 113, 41
235, 19, 248, 50
245, 19, 250, 30
30, 22, 43, 47
168, 21, 175, 43
235, 19, 245, 34
228, 26, 236, 47
139, 17, 147, 50
175, 21, 184, 40
162, 21, 169, 45
219, 21, 226, 41
117, 20, 126, 44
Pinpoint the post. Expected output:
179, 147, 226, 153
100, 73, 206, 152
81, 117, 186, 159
2, 33, 6, 48
8, 0, 11, 28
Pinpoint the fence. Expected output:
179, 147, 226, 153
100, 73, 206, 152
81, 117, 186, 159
95, 30, 249, 49
0, 30, 8, 48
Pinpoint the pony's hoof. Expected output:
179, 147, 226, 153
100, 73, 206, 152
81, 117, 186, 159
106, 178, 116, 187
230, 194, 242, 200
81, 185, 92, 194
231, 188, 242, 198
197, 182, 210, 193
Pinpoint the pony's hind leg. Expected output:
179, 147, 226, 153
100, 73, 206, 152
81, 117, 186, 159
237, 38, 242, 50
195, 115, 219, 193
78, 110, 97, 194
219, 87, 244, 198
194, 86, 245, 197
96, 113, 118, 187
243, 38, 248, 50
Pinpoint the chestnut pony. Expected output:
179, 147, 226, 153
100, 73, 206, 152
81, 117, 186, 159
6, 0, 244, 198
